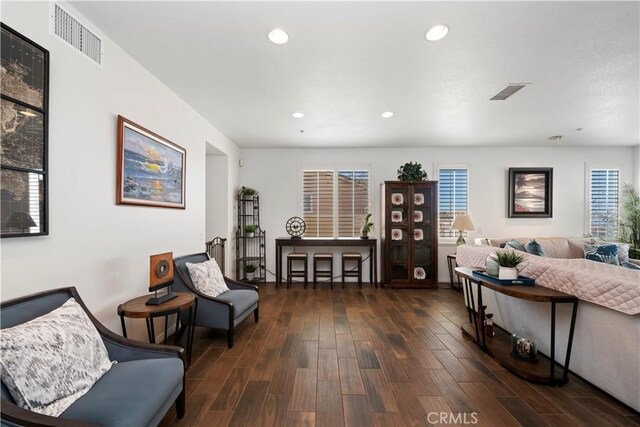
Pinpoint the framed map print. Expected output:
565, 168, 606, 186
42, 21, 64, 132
1, 23, 49, 237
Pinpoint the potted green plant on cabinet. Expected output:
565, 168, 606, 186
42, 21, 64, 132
397, 162, 428, 181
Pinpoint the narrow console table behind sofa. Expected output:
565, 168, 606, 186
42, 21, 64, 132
455, 267, 579, 386
275, 237, 377, 287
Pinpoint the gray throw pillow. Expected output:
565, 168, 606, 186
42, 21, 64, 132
524, 239, 546, 256
505, 239, 525, 252
0, 298, 114, 417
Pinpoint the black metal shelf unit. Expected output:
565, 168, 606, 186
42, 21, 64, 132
236, 191, 266, 283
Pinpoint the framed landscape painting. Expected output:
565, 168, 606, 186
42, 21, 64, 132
117, 115, 186, 209
508, 168, 553, 218
1, 23, 49, 237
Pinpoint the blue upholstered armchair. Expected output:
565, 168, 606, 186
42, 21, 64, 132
173, 253, 259, 348
0, 287, 185, 427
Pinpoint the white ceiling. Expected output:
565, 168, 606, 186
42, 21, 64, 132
71, 1, 639, 148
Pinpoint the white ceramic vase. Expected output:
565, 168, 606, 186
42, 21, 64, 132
498, 267, 519, 280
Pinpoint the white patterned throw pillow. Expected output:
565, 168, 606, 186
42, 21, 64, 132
186, 258, 229, 298
0, 298, 114, 417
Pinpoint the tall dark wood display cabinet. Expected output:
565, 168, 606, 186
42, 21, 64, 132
381, 181, 438, 288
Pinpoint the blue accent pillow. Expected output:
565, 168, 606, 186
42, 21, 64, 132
505, 239, 525, 252
524, 239, 546, 256
583, 243, 619, 265
621, 261, 640, 270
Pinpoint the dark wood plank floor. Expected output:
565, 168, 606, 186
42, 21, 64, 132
161, 283, 639, 427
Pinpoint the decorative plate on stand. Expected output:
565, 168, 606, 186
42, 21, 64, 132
391, 211, 403, 222
413, 211, 423, 222
414, 267, 426, 280
413, 229, 424, 241
391, 229, 403, 240
391, 193, 404, 205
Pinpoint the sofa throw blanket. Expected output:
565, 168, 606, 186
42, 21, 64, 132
457, 245, 640, 315
0, 298, 114, 416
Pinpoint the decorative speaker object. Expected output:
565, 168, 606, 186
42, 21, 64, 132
414, 267, 426, 280
391, 229, 403, 241
413, 229, 424, 241
147, 252, 178, 305
285, 216, 306, 238
391, 211, 402, 222
511, 328, 538, 362
391, 193, 404, 205
414, 193, 424, 205
413, 211, 423, 222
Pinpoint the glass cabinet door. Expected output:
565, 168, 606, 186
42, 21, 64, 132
411, 185, 433, 282
389, 185, 410, 280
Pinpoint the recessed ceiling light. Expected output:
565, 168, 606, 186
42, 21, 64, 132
292, 112, 304, 118
548, 135, 563, 141
381, 111, 394, 118
268, 29, 289, 45
425, 24, 449, 42
19, 110, 36, 117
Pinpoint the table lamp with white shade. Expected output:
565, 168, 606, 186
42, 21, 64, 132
451, 214, 475, 245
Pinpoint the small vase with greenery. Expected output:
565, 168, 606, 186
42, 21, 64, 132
397, 162, 428, 182
244, 264, 258, 281
495, 250, 524, 280
361, 213, 374, 239
620, 183, 640, 259
244, 224, 258, 237
241, 186, 257, 198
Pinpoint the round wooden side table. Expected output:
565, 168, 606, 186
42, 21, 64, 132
117, 292, 197, 365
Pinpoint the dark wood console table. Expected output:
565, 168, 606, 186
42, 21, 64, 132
275, 237, 377, 287
455, 267, 578, 385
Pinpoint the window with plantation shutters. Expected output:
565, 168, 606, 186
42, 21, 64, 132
438, 168, 468, 238
589, 169, 619, 239
302, 169, 370, 238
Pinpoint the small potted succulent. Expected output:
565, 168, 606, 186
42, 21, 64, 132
361, 213, 374, 239
495, 250, 524, 280
244, 264, 258, 281
244, 224, 258, 237
397, 162, 428, 182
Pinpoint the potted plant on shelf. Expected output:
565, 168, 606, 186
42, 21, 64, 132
620, 183, 640, 260
244, 224, 258, 237
495, 250, 524, 280
241, 186, 257, 198
397, 162, 428, 182
244, 264, 258, 281
361, 213, 374, 239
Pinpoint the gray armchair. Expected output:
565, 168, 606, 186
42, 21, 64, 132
0, 287, 185, 427
173, 253, 259, 348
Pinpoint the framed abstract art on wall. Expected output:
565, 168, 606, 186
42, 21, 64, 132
508, 167, 553, 218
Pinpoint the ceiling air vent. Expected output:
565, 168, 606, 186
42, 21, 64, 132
52, 4, 103, 65
490, 84, 527, 101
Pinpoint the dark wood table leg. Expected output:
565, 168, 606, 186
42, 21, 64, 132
563, 300, 579, 381
276, 243, 281, 287
374, 242, 378, 287
550, 301, 556, 383
146, 318, 156, 344
189, 299, 198, 365
120, 315, 127, 338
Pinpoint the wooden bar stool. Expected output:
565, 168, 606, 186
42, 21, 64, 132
342, 253, 363, 288
313, 253, 334, 289
287, 253, 308, 288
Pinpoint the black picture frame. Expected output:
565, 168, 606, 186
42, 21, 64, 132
1, 23, 49, 238
508, 168, 553, 218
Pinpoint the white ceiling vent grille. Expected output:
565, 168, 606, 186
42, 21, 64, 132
52, 4, 102, 65
490, 84, 527, 101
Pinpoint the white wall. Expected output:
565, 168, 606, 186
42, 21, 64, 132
0, 1, 240, 339
239, 146, 635, 283
205, 153, 232, 274
634, 145, 640, 192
